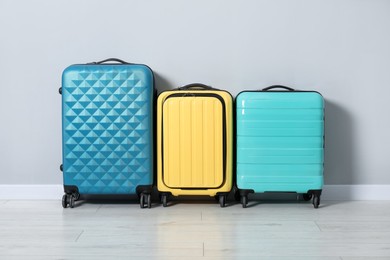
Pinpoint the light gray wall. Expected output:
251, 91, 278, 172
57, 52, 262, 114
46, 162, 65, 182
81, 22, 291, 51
0, 0, 389, 185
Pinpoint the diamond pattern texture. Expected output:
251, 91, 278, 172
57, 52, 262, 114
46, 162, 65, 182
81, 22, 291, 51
62, 64, 154, 194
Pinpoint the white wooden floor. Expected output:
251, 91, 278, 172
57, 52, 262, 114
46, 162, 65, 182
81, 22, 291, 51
1, 198, 390, 260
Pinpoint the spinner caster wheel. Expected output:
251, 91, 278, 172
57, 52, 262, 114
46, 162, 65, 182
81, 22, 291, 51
62, 194, 68, 208
69, 195, 75, 208
162, 194, 168, 207
147, 194, 152, 209
140, 194, 145, 209
313, 195, 320, 209
241, 195, 248, 208
74, 193, 80, 201
219, 195, 226, 208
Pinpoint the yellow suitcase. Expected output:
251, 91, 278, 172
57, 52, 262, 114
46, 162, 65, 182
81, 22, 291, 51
157, 84, 233, 207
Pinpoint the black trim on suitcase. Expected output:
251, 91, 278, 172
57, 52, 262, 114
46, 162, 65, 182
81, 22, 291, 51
160, 93, 227, 190
136, 185, 154, 196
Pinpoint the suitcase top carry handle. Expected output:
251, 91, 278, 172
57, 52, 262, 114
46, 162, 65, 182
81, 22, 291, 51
89, 58, 130, 64
262, 85, 295, 91
178, 83, 217, 90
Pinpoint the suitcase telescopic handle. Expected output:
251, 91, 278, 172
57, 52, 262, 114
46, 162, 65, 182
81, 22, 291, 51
262, 85, 295, 91
89, 58, 130, 64
178, 83, 216, 90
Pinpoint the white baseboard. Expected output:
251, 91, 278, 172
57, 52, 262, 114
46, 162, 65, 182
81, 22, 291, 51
322, 185, 390, 200
0, 184, 389, 200
0, 185, 64, 200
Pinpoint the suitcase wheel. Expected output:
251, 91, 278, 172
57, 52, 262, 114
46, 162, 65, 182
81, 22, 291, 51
161, 194, 168, 207
219, 195, 226, 208
147, 194, 152, 209
69, 195, 75, 208
313, 195, 320, 209
62, 194, 76, 208
139, 193, 152, 209
62, 194, 68, 208
74, 192, 80, 201
241, 195, 248, 208
303, 193, 313, 201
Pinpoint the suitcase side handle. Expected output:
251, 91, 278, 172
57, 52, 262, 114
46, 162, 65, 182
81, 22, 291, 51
89, 58, 130, 64
178, 83, 217, 90
262, 85, 295, 91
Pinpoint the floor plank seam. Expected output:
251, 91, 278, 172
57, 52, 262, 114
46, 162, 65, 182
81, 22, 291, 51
75, 230, 84, 242
203, 242, 205, 257
314, 221, 323, 232
201, 212, 203, 221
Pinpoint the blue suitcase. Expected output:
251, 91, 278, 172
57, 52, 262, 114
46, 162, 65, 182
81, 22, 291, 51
235, 85, 324, 208
60, 58, 155, 208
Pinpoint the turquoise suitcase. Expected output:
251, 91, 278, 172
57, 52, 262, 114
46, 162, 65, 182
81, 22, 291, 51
60, 58, 155, 208
235, 85, 324, 208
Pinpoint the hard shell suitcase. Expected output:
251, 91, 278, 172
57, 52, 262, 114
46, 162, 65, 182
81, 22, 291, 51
60, 58, 155, 208
157, 84, 233, 207
235, 85, 324, 208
